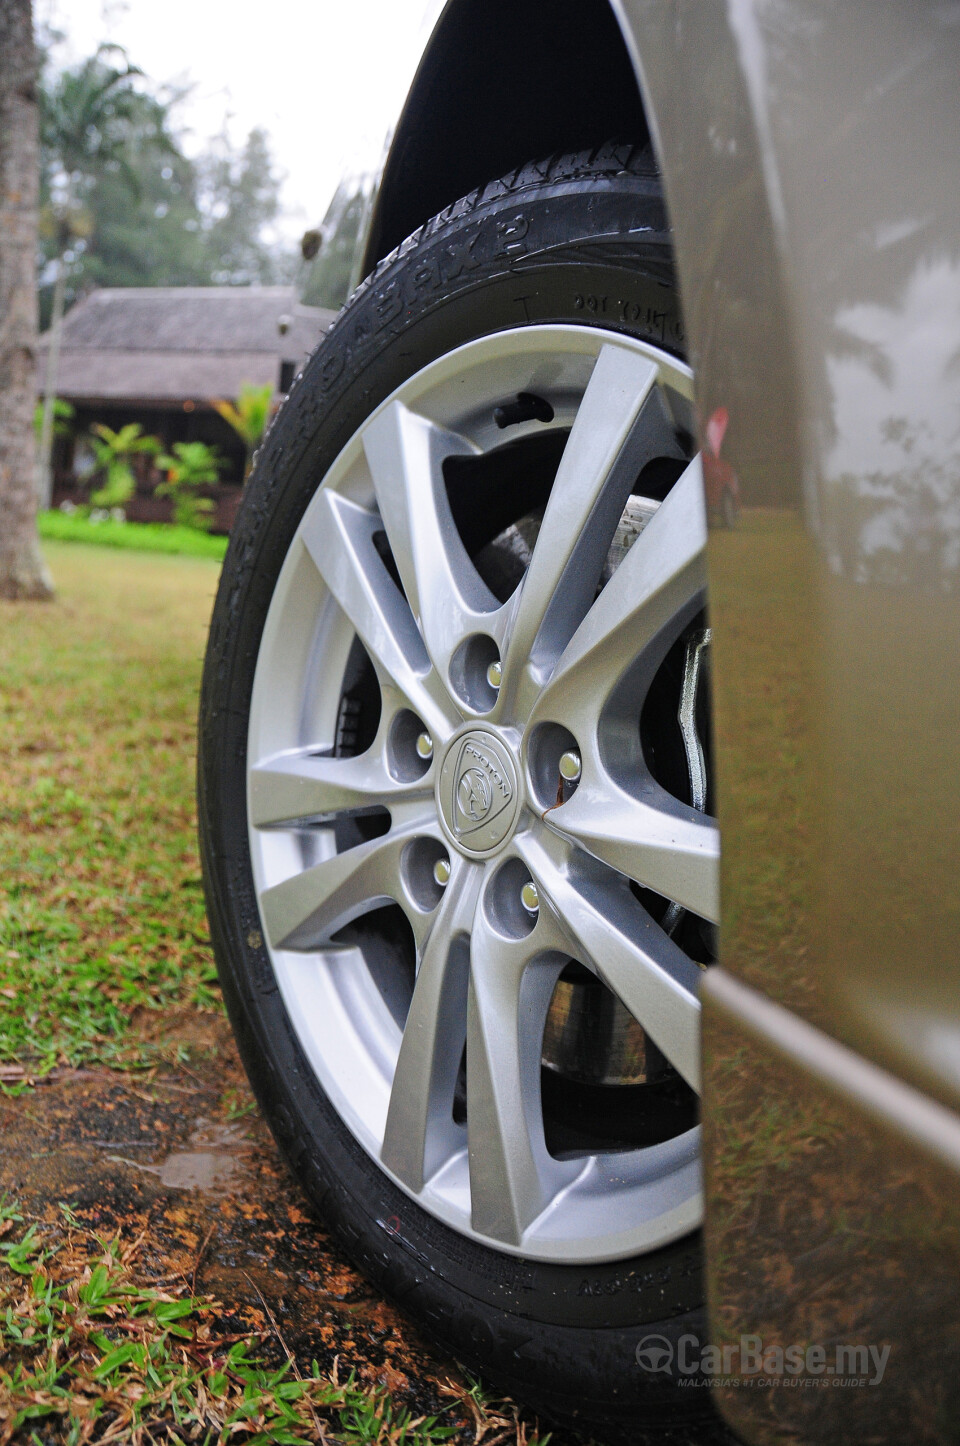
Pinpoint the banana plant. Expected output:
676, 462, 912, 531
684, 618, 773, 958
88, 423, 160, 509
33, 397, 73, 445
156, 441, 223, 531
211, 382, 273, 481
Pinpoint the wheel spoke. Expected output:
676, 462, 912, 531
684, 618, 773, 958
249, 745, 430, 829
380, 863, 481, 1191
363, 401, 503, 684
546, 778, 720, 923
498, 345, 661, 716
516, 832, 703, 1091
300, 488, 453, 742
465, 910, 577, 1245
530, 454, 707, 729
258, 811, 439, 951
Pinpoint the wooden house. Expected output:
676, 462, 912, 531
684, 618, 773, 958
38, 287, 335, 531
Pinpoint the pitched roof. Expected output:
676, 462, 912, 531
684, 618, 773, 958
38, 287, 337, 404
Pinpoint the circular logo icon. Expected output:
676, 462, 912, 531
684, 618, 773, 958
635, 1335, 674, 1374
457, 767, 492, 824
436, 729, 520, 857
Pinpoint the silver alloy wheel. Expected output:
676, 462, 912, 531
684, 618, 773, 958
246, 325, 718, 1264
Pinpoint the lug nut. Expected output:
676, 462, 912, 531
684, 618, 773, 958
520, 880, 540, 916
415, 731, 434, 760
486, 660, 502, 690
558, 749, 582, 783
433, 857, 451, 887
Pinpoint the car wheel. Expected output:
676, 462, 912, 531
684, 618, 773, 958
199, 145, 724, 1440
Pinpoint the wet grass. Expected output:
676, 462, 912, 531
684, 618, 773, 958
0, 1198, 508, 1445
0, 542, 221, 1077
0, 543, 554, 1446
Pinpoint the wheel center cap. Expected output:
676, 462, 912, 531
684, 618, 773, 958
437, 729, 521, 857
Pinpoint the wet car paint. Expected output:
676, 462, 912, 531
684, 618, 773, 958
624, 0, 960, 1438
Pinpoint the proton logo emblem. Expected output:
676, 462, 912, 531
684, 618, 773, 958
438, 731, 519, 855
456, 767, 492, 824
452, 740, 512, 838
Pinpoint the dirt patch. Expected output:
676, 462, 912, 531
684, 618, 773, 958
0, 1017, 571, 1443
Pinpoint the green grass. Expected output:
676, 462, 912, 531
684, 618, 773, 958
0, 1200, 464, 1446
38, 510, 229, 561
0, 542, 222, 1073
0, 545, 552, 1445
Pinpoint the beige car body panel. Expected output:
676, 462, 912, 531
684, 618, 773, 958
344, 2, 960, 1436
626, 1, 960, 1438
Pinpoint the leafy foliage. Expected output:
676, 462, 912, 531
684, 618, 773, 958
212, 383, 274, 479
88, 423, 160, 508
33, 397, 73, 442
37, 41, 294, 318
156, 441, 224, 530
40, 44, 158, 201
38, 45, 180, 326
197, 127, 289, 287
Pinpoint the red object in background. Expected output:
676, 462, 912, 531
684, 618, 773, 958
705, 404, 728, 458
701, 404, 739, 527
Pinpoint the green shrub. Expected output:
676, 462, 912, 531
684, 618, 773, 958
156, 440, 224, 531
88, 422, 160, 508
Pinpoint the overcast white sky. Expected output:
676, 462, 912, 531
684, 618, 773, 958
39, 0, 441, 241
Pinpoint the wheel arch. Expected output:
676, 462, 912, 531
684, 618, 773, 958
362, 0, 651, 270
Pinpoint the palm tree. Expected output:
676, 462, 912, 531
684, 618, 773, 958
0, 0, 53, 599
37, 46, 165, 507
212, 383, 274, 481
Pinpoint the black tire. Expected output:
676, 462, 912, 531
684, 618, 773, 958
199, 145, 729, 1443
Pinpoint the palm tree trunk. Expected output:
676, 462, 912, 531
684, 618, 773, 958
0, 0, 53, 600
37, 250, 67, 509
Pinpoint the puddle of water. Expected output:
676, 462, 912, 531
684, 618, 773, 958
158, 1150, 241, 1191
109, 1117, 253, 1195
187, 1119, 252, 1151
108, 1150, 240, 1193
